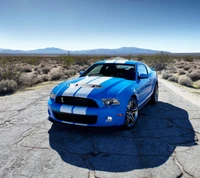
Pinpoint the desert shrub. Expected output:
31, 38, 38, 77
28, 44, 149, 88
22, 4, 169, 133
161, 70, 172, 79
166, 65, 177, 73
50, 71, 63, 80
0, 79, 18, 95
184, 55, 194, 62
137, 54, 145, 61
38, 74, 49, 82
20, 65, 32, 73
64, 70, 76, 78
187, 70, 200, 81
142, 52, 173, 71
178, 69, 186, 75
40, 64, 45, 67
168, 75, 179, 83
184, 65, 191, 71
18, 74, 40, 87
34, 66, 39, 71
178, 76, 193, 87
34, 68, 42, 75
42, 67, 51, 74
0, 60, 21, 82
188, 68, 193, 73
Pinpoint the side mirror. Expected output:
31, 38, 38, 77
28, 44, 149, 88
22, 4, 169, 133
139, 74, 148, 79
79, 71, 85, 76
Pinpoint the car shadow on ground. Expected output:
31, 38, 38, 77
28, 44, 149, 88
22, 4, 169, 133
48, 101, 197, 172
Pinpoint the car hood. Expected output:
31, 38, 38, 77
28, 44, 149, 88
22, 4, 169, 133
54, 76, 136, 99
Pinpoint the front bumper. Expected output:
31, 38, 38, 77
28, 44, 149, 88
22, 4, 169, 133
48, 99, 126, 127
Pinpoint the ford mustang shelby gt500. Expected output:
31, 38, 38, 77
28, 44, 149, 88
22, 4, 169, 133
48, 59, 158, 128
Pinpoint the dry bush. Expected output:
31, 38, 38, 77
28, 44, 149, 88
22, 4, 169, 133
178, 76, 193, 87
40, 64, 45, 67
188, 69, 193, 73
168, 75, 179, 83
0, 79, 18, 95
64, 70, 76, 78
161, 70, 172, 79
34, 68, 42, 75
50, 71, 63, 81
18, 74, 38, 87
184, 65, 191, 71
0, 61, 21, 82
178, 69, 186, 75
183, 55, 194, 62
38, 74, 49, 82
166, 65, 177, 73
34, 66, 39, 71
187, 70, 200, 81
42, 67, 51, 74
20, 65, 32, 73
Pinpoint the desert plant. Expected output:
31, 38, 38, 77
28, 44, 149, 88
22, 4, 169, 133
161, 70, 172, 79
187, 70, 200, 81
38, 74, 49, 82
178, 76, 193, 87
42, 67, 51, 74
188, 68, 193, 73
20, 65, 32, 73
0, 60, 21, 82
178, 69, 186, 75
0, 79, 18, 95
184, 65, 191, 71
50, 71, 63, 80
168, 75, 179, 83
184, 55, 194, 62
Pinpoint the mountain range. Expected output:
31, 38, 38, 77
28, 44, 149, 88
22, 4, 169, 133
0, 47, 169, 55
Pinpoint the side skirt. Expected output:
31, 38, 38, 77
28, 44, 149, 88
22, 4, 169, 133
138, 97, 151, 110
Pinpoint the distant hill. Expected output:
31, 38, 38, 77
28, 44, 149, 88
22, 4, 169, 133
0, 47, 170, 55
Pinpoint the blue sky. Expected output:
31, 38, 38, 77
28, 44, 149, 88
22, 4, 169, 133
0, 0, 200, 52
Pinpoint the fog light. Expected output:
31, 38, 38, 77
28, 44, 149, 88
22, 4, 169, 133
106, 116, 112, 123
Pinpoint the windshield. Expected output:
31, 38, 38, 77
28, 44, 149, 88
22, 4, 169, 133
81, 63, 136, 80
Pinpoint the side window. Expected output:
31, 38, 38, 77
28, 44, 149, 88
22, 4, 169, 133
138, 64, 148, 76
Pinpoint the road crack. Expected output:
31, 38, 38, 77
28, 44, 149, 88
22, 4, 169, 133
14, 128, 35, 145
172, 152, 194, 178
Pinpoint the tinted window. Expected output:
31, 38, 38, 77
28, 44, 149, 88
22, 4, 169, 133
138, 64, 148, 75
81, 63, 136, 80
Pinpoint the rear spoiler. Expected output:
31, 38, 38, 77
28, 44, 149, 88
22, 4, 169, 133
150, 67, 155, 71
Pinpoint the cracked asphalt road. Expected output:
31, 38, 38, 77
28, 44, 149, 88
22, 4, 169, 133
0, 79, 200, 178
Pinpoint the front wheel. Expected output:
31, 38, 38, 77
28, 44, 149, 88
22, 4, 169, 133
124, 98, 139, 129
150, 83, 159, 104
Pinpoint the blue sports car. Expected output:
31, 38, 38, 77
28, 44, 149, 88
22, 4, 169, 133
48, 59, 158, 129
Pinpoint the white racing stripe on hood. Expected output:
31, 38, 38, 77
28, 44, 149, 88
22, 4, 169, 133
115, 60, 128, 64
74, 77, 111, 98
62, 76, 99, 96
105, 60, 116, 63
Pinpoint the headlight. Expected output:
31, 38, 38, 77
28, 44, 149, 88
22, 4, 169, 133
50, 92, 56, 99
102, 98, 120, 106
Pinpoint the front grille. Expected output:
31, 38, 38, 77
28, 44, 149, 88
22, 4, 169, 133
53, 111, 97, 124
55, 96, 99, 108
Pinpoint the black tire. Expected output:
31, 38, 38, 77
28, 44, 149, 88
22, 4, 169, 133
124, 98, 139, 129
150, 83, 158, 104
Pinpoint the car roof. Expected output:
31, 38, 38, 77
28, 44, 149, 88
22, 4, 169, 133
95, 59, 142, 65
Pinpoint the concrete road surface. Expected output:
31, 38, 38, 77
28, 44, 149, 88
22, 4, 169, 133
0, 79, 200, 178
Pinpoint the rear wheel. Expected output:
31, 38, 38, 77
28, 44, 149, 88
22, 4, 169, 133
124, 98, 139, 129
150, 83, 158, 104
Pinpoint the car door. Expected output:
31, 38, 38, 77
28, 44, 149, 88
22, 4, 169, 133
137, 64, 151, 107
